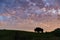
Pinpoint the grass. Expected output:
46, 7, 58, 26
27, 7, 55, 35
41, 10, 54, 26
0, 30, 60, 40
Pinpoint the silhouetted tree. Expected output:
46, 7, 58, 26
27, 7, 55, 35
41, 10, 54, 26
34, 27, 43, 33
52, 28, 60, 37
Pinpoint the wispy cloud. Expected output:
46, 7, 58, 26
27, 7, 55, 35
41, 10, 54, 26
0, 0, 60, 32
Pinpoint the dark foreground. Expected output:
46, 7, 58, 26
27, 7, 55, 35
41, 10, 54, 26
0, 29, 60, 40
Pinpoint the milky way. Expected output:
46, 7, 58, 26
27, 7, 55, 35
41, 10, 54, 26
0, 0, 60, 32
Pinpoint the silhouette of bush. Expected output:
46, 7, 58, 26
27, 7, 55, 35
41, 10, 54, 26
34, 27, 43, 33
52, 28, 60, 37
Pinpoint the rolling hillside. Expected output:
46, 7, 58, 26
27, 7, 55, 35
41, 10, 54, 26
0, 29, 60, 40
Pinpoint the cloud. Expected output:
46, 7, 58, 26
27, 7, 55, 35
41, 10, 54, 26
0, 0, 60, 32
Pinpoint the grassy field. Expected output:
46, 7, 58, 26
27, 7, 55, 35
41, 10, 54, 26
0, 30, 60, 40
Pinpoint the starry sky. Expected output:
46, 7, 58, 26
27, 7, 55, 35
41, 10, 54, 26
0, 0, 60, 32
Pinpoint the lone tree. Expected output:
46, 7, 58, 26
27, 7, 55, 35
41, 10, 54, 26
34, 27, 43, 33
52, 28, 60, 37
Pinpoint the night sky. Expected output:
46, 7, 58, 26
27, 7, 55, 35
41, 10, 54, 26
0, 0, 60, 32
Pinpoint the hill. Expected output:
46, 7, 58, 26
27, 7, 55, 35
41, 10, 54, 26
0, 29, 60, 40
